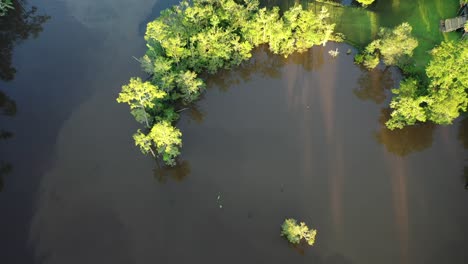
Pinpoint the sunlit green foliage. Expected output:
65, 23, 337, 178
0, 0, 13, 16
281, 218, 317, 246
133, 122, 182, 166
386, 78, 428, 129
116, 78, 166, 128
356, 0, 375, 7
355, 23, 418, 69
425, 40, 468, 124
119, 0, 338, 165
386, 40, 468, 129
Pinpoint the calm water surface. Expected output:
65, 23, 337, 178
0, 1, 467, 263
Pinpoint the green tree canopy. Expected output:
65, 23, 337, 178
117, 77, 167, 127
356, 0, 375, 7
119, 0, 338, 165
386, 40, 468, 129
281, 218, 317, 246
356, 23, 418, 70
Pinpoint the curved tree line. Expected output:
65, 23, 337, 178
117, 0, 339, 165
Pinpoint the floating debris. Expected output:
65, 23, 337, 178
328, 48, 340, 57
217, 193, 223, 209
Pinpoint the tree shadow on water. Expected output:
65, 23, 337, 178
204, 44, 325, 92
285, 240, 354, 264
374, 108, 435, 157
153, 159, 191, 184
458, 116, 468, 189
353, 66, 394, 105
0, 0, 50, 81
0, 0, 49, 192
0, 92, 15, 193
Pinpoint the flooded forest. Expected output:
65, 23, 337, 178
0, 0, 467, 264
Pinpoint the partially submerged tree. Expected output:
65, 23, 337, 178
355, 23, 418, 69
119, 0, 338, 165
117, 78, 167, 128
281, 218, 317, 246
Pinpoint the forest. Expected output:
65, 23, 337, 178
118, 0, 467, 166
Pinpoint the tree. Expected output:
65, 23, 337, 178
425, 41, 468, 124
356, 23, 418, 69
117, 78, 167, 127
133, 122, 182, 166
281, 218, 317, 246
386, 40, 468, 129
148, 121, 182, 166
356, 0, 375, 7
120, 0, 338, 165
175, 70, 205, 103
133, 130, 156, 157
386, 78, 428, 129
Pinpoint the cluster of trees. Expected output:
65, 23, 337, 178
386, 40, 468, 129
355, 23, 418, 70
118, 0, 338, 165
355, 21, 467, 130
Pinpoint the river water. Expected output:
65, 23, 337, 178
0, 0, 467, 263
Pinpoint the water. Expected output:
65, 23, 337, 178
0, 1, 467, 263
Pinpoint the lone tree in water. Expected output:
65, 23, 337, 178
281, 218, 317, 246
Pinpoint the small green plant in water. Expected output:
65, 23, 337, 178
281, 218, 317, 246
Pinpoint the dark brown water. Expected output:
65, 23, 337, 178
1, 1, 467, 264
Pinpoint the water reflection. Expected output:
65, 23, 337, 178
354, 67, 394, 104
205, 45, 325, 93
0, 0, 50, 81
386, 154, 409, 264
0, 0, 48, 192
186, 102, 205, 124
375, 108, 435, 156
458, 116, 468, 189
0, 91, 16, 116
153, 160, 191, 183
458, 116, 468, 149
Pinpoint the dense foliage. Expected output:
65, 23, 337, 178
386, 40, 468, 129
281, 218, 317, 246
118, 0, 338, 165
0, 0, 13, 16
355, 23, 418, 70
356, 0, 375, 7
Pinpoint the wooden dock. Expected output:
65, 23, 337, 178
440, 4, 467, 32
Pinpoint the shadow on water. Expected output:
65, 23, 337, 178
353, 66, 395, 104
374, 108, 435, 156
0, 0, 50, 81
0, 0, 49, 192
205, 44, 325, 93
458, 116, 468, 189
0, 92, 15, 191
285, 240, 354, 264
153, 159, 191, 183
